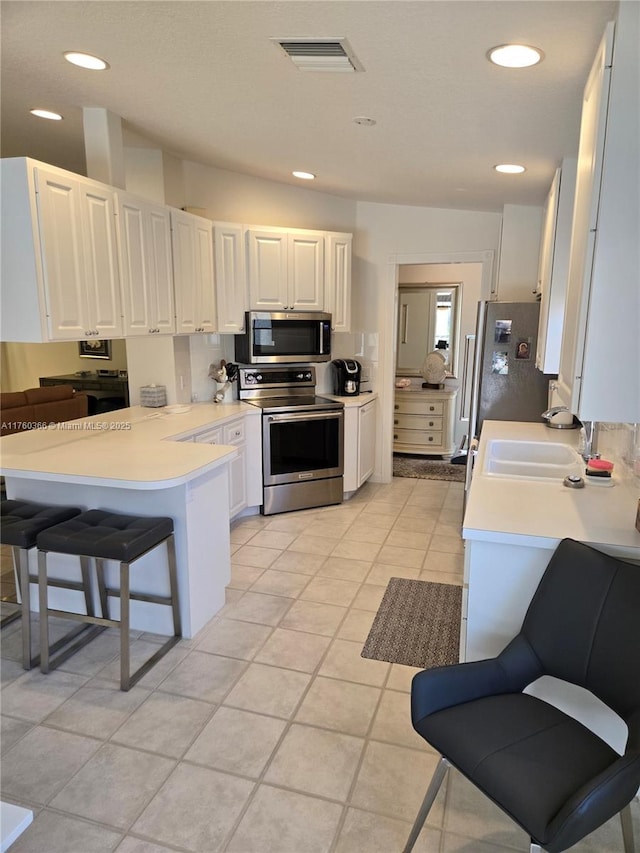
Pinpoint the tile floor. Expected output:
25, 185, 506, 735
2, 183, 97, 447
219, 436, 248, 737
1, 476, 638, 852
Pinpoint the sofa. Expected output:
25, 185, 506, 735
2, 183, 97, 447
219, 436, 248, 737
1, 385, 89, 436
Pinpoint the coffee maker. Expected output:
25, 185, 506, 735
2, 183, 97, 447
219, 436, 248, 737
331, 359, 362, 396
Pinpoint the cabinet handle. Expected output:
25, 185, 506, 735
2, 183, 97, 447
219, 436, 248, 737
428, 421, 434, 427
394, 419, 398, 425
428, 436, 434, 442
394, 404, 399, 410
429, 406, 435, 411
394, 434, 398, 440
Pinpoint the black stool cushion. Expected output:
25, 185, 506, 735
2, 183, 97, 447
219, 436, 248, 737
1, 500, 82, 549
37, 509, 174, 563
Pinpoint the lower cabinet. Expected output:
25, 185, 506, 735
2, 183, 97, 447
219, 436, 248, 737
192, 417, 246, 518
344, 397, 377, 493
393, 389, 457, 456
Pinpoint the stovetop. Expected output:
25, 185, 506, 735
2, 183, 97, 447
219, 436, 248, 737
244, 395, 342, 414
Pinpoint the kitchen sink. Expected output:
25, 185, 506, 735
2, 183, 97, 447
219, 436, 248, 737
482, 439, 584, 480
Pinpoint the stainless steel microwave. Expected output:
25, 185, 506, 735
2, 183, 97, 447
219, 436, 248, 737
235, 311, 332, 364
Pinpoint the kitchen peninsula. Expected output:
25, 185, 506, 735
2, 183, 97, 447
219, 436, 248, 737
0, 402, 261, 637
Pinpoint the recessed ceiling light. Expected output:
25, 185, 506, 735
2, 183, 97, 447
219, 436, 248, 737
30, 108, 63, 121
488, 44, 543, 68
292, 171, 315, 180
64, 51, 110, 71
494, 164, 526, 174
353, 116, 376, 126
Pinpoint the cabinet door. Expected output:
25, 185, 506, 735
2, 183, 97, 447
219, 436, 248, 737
35, 168, 89, 340
172, 210, 216, 334
214, 223, 247, 333
118, 194, 175, 336
80, 183, 123, 338
358, 400, 376, 486
555, 25, 613, 412
325, 232, 352, 331
288, 232, 324, 310
247, 228, 289, 309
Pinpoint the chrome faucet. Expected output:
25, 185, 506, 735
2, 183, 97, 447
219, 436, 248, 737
541, 406, 599, 462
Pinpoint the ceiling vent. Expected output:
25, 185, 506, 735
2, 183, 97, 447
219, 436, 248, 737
273, 38, 363, 72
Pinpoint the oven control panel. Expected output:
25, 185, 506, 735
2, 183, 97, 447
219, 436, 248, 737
238, 365, 315, 392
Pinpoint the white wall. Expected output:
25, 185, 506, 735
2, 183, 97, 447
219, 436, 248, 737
353, 200, 502, 481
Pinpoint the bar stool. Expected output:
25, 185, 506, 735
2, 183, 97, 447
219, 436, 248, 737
37, 509, 182, 690
0, 499, 86, 668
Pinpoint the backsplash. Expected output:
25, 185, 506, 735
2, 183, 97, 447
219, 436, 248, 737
596, 422, 640, 485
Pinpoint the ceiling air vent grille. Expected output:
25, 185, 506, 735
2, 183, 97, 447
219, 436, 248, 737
273, 38, 363, 72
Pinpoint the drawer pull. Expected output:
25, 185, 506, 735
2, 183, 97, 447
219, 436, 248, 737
429, 405, 435, 411
429, 421, 434, 427
394, 404, 399, 410
394, 419, 398, 425
394, 434, 398, 440
428, 436, 434, 442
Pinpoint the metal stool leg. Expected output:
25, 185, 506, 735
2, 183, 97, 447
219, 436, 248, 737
38, 550, 50, 674
166, 534, 182, 637
120, 560, 131, 691
621, 803, 636, 853
95, 557, 109, 620
16, 547, 33, 669
0, 546, 22, 631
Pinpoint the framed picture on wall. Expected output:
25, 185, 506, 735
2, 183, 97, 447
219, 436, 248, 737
78, 340, 112, 360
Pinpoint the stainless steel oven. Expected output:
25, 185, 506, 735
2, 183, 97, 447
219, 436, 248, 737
238, 366, 344, 515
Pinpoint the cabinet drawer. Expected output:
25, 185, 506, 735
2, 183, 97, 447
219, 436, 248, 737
393, 413, 442, 430
193, 426, 223, 444
394, 400, 444, 416
224, 419, 245, 445
393, 428, 443, 447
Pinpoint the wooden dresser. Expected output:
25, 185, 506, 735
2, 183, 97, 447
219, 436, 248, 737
393, 388, 457, 456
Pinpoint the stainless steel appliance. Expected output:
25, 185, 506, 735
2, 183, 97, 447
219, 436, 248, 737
235, 311, 332, 364
331, 358, 362, 396
238, 365, 344, 515
465, 301, 556, 494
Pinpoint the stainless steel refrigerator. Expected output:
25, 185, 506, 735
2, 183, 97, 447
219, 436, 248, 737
465, 301, 555, 493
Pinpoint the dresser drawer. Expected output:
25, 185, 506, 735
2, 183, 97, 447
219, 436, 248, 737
394, 400, 444, 416
393, 413, 443, 431
393, 428, 443, 448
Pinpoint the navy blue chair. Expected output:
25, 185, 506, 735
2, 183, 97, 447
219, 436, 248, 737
405, 538, 639, 853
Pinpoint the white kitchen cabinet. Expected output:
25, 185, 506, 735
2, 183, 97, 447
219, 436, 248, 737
0, 158, 122, 342
555, 7, 639, 423
171, 209, 216, 335
343, 396, 377, 494
325, 232, 352, 332
247, 227, 324, 311
191, 412, 263, 519
116, 192, 176, 337
213, 222, 248, 334
535, 159, 577, 374
393, 389, 457, 456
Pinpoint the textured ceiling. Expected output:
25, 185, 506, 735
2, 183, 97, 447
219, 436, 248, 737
0, 0, 618, 212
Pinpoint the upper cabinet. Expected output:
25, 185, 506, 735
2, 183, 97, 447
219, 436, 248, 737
171, 209, 216, 334
1, 159, 122, 342
325, 232, 352, 333
213, 222, 248, 334
247, 227, 325, 311
535, 158, 577, 374
116, 192, 175, 336
555, 5, 639, 422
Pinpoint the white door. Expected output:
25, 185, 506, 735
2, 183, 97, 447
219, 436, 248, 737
247, 228, 288, 309
214, 223, 248, 333
80, 183, 123, 338
288, 232, 324, 310
35, 168, 88, 340
555, 25, 613, 412
326, 232, 352, 331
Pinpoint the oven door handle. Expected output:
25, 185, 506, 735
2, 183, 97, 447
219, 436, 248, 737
267, 410, 343, 423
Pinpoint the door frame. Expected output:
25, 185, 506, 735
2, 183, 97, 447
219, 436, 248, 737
380, 250, 495, 483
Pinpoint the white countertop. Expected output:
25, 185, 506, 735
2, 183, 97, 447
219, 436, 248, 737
463, 421, 640, 558
0, 402, 259, 489
322, 391, 378, 407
